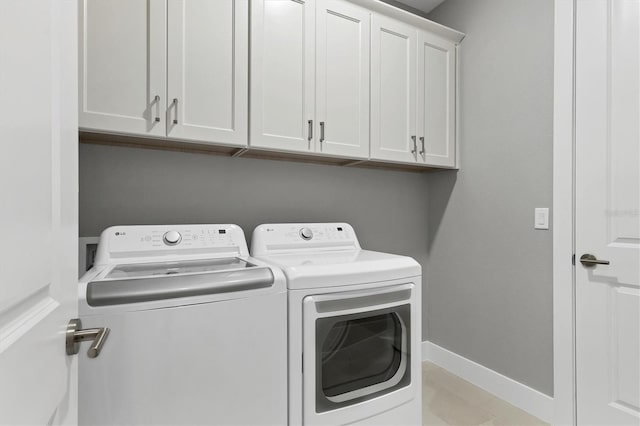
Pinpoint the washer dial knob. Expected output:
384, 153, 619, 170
299, 227, 313, 241
163, 230, 182, 246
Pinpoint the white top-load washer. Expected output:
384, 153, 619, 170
78, 224, 287, 425
251, 223, 422, 426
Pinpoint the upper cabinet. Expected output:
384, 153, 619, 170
250, 0, 315, 153
166, 0, 248, 145
417, 31, 456, 168
251, 0, 370, 160
80, 0, 463, 170
79, 0, 166, 137
315, 0, 370, 159
79, 0, 248, 147
371, 15, 457, 168
370, 14, 417, 163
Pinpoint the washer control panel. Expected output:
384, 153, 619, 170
251, 223, 361, 255
95, 224, 249, 264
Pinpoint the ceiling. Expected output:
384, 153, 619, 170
394, 0, 446, 15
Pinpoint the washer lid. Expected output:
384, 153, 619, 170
87, 262, 275, 307
104, 257, 255, 280
256, 250, 421, 290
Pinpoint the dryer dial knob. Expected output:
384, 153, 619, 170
163, 231, 182, 246
299, 227, 313, 241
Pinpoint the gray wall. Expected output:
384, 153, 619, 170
426, 0, 554, 396
380, 0, 430, 18
79, 143, 431, 331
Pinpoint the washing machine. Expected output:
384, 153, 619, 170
78, 224, 287, 425
251, 223, 422, 426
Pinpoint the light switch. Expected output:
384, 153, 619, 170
535, 208, 549, 230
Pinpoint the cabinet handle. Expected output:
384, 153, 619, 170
172, 98, 178, 124
411, 135, 417, 154
153, 95, 160, 123
308, 120, 313, 141
320, 122, 325, 143
419, 136, 425, 155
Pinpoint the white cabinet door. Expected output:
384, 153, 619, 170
0, 0, 78, 423
417, 31, 456, 168
316, 0, 370, 159
575, 1, 640, 424
250, 0, 315, 153
370, 15, 417, 163
167, 0, 248, 147
79, 0, 166, 137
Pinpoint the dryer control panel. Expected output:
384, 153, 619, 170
251, 223, 361, 256
94, 224, 249, 265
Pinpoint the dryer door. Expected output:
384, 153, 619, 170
302, 283, 418, 425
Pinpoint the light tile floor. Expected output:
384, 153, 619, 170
422, 362, 548, 426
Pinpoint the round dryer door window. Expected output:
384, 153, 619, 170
315, 305, 411, 412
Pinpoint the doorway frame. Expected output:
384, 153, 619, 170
553, 0, 577, 425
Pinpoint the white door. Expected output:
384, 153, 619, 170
250, 0, 315, 153
416, 31, 456, 168
316, 0, 370, 159
79, 0, 166, 137
370, 15, 417, 164
575, 1, 640, 424
167, 0, 248, 147
0, 0, 79, 424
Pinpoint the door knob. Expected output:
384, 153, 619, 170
66, 318, 110, 358
580, 254, 610, 268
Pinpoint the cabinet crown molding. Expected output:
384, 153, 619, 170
348, 0, 465, 44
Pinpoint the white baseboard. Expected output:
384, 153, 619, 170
422, 341, 554, 424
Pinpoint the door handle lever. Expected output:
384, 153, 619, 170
66, 319, 110, 358
579, 254, 610, 267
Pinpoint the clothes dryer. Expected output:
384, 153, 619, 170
252, 223, 422, 426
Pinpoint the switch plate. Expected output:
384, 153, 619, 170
535, 208, 549, 230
